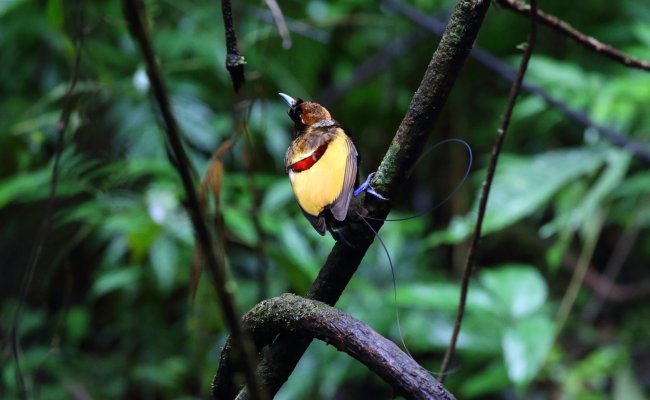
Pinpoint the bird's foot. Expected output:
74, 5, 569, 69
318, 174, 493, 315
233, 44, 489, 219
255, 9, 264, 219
353, 172, 389, 200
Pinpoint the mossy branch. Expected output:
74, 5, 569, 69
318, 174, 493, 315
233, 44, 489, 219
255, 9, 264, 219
214, 0, 491, 398
215, 294, 456, 400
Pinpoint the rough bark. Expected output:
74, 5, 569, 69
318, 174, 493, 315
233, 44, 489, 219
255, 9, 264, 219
213, 0, 492, 398
219, 294, 456, 400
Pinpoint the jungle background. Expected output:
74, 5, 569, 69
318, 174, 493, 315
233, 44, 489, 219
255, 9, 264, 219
1, 0, 650, 398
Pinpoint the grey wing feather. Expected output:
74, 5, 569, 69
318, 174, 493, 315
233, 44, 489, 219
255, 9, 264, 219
329, 135, 358, 221
302, 209, 327, 235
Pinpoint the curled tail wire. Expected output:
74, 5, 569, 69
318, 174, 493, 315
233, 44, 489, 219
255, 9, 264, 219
357, 213, 413, 359
365, 138, 473, 222
354, 138, 472, 361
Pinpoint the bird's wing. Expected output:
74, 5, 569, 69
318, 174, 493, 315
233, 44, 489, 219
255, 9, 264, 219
329, 130, 358, 221
301, 209, 327, 235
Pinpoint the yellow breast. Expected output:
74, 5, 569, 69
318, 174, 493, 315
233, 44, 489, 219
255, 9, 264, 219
289, 130, 349, 217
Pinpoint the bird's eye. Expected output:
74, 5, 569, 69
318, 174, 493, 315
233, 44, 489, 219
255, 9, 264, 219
288, 99, 304, 123
289, 106, 301, 121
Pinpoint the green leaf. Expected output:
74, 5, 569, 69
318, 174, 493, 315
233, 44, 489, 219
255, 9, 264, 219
224, 208, 259, 246
502, 315, 554, 387
479, 264, 547, 318
46, 0, 64, 31
66, 307, 89, 343
396, 282, 494, 313
92, 267, 141, 297
461, 361, 510, 398
613, 363, 646, 400
426, 147, 609, 246
149, 234, 179, 292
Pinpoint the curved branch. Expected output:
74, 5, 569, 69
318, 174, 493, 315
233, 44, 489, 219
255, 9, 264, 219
214, 0, 491, 398
216, 294, 456, 400
496, 0, 650, 73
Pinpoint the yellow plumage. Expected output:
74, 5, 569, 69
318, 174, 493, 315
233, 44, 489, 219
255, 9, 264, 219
289, 129, 349, 217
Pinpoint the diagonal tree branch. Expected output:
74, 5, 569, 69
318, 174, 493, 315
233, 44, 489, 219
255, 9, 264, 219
496, 0, 650, 73
439, 0, 538, 382
385, 0, 650, 164
217, 294, 456, 400
214, 0, 492, 398
121, 1, 265, 399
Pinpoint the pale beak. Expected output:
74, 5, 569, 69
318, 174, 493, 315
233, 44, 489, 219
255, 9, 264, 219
278, 93, 296, 108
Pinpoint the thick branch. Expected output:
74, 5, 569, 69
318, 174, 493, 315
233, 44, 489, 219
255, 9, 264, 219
214, 0, 491, 398
122, 2, 265, 399
217, 294, 455, 400
497, 0, 650, 73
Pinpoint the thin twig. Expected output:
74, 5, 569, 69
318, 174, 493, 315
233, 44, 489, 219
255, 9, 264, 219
10, 6, 84, 397
439, 0, 538, 382
121, 2, 265, 399
555, 215, 603, 334
496, 0, 650, 73
385, 0, 650, 164
262, 0, 292, 49
220, 0, 246, 92
249, 6, 329, 43
562, 250, 650, 305
214, 0, 492, 398
583, 220, 641, 320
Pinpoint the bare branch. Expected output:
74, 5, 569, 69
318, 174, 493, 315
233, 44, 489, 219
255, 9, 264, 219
262, 0, 292, 49
220, 0, 246, 92
439, 0, 538, 382
497, 0, 650, 73
121, 1, 265, 399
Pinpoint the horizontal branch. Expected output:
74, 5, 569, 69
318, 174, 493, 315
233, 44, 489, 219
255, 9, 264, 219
496, 0, 650, 73
216, 294, 456, 400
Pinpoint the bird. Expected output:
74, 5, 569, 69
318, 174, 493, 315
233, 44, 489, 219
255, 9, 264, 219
279, 93, 386, 240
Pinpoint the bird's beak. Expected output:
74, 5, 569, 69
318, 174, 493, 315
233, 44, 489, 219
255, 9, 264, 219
278, 93, 296, 108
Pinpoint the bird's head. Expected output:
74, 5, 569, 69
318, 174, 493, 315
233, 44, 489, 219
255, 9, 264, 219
279, 93, 332, 133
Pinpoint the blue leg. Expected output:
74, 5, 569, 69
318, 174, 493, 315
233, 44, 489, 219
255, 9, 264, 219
354, 172, 389, 200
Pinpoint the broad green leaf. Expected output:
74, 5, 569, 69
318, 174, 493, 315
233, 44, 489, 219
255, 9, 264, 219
502, 315, 554, 387
396, 282, 494, 313
46, 0, 63, 31
614, 363, 646, 400
223, 208, 259, 246
426, 147, 609, 246
149, 234, 179, 292
0, 0, 28, 16
543, 148, 630, 237
91, 267, 141, 297
479, 264, 547, 318
172, 94, 221, 153
461, 361, 510, 398
66, 307, 90, 343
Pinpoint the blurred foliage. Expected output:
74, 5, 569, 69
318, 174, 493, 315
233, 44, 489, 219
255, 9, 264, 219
1, 0, 649, 399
